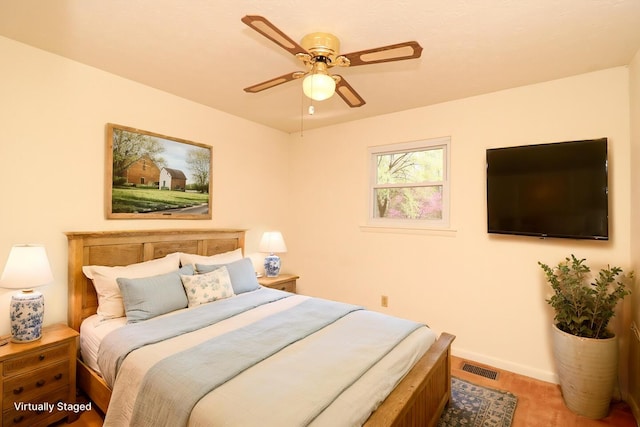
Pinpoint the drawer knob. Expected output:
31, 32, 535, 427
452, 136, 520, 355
12, 386, 24, 395
36, 379, 46, 387
13, 415, 24, 423
54, 373, 63, 380
38, 354, 45, 361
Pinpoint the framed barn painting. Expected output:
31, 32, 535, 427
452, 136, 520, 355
105, 123, 212, 219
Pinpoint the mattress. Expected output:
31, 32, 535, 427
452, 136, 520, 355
83, 290, 436, 426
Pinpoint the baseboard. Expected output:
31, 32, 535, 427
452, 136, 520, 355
454, 341, 640, 426
452, 348, 558, 384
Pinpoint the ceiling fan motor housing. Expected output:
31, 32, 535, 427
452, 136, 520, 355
301, 32, 340, 64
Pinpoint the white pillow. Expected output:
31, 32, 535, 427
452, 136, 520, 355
179, 248, 243, 268
82, 253, 181, 320
181, 266, 235, 307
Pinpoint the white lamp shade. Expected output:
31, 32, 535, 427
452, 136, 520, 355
303, 73, 336, 101
0, 245, 54, 290
259, 231, 287, 254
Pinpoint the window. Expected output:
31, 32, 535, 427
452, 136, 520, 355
368, 137, 450, 228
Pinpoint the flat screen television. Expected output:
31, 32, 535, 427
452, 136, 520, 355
486, 138, 608, 240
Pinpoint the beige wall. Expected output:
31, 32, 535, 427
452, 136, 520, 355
287, 67, 632, 382
628, 48, 640, 417
0, 36, 291, 336
1, 34, 636, 387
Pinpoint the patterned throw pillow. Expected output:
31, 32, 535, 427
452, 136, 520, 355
180, 266, 235, 307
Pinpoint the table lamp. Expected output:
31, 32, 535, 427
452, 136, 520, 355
0, 244, 53, 343
259, 231, 287, 277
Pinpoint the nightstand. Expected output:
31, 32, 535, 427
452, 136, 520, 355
258, 274, 299, 293
0, 324, 78, 427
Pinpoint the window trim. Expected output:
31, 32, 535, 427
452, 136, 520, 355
367, 137, 451, 229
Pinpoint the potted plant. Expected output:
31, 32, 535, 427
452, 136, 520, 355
538, 254, 633, 419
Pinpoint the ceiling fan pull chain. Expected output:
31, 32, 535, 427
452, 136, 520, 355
307, 74, 315, 115
300, 88, 305, 137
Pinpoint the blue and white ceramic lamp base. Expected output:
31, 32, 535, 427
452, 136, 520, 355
10, 290, 44, 343
264, 254, 281, 277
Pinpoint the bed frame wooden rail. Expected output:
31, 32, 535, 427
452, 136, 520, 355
66, 229, 454, 426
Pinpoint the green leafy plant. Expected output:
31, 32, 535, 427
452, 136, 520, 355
538, 255, 633, 339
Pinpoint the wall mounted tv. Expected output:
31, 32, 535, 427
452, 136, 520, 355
486, 138, 608, 240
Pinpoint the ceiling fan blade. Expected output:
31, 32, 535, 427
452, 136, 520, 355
241, 15, 308, 56
334, 76, 366, 108
341, 41, 422, 66
244, 72, 301, 93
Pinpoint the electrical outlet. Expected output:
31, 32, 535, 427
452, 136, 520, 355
381, 295, 388, 307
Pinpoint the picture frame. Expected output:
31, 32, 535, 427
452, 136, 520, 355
105, 123, 212, 219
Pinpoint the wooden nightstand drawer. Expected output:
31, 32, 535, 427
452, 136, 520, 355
258, 274, 299, 293
270, 280, 296, 293
2, 385, 70, 427
0, 324, 78, 427
3, 361, 70, 410
3, 343, 71, 377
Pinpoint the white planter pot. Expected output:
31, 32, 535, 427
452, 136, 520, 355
551, 324, 618, 419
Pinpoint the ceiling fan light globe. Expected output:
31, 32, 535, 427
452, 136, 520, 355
303, 73, 336, 101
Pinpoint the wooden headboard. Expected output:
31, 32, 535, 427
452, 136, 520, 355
66, 229, 246, 332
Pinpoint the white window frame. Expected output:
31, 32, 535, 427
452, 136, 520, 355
367, 137, 450, 229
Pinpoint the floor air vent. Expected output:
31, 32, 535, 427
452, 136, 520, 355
461, 362, 499, 380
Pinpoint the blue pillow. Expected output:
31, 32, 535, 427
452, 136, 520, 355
117, 265, 192, 323
196, 258, 259, 294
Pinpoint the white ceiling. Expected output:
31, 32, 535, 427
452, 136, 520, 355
1, 0, 640, 133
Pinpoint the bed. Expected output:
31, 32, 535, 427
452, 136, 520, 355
66, 228, 455, 426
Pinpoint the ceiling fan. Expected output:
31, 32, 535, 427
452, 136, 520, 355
241, 15, 423, 108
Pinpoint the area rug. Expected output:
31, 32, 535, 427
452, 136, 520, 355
438, 377, 518, 427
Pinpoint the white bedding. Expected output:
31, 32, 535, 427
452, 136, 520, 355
80, 314, 127, 374
84, 291, 436, 426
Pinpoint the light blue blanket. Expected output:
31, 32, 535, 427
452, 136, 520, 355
129, 297, 366, 426
97, 287, 291, 387
101, 290, 425, 427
